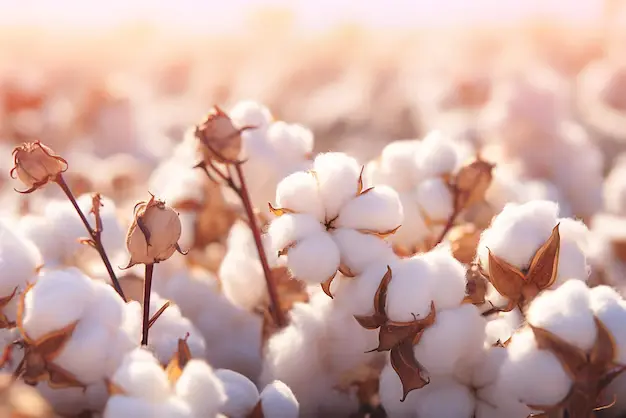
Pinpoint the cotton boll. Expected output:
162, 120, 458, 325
412, 378, 476, 418
286, 232, 340, 284
17, 215, 61, 266
414, 304, 486, 376
416, 130, 459, 178
267, 214, 324, 254
313, 153, 361, 220
82, 280, 126, 331
589, 286, 626, 364
485, 310, 523, 345
415, 178, 454, 222
275, 171, 324, 222
379, 363, 416, 416
229, 100, 273, 131
176, 359, 226, 417
215, 369, 259, 418
390, 194, 430, 247
111, 349, 171, 402
499, 328, 572, 406
336, 185, 403, 233
421, 248, 466, 310
334, 263, 395, 317
258, 380, 299, 418
42, 200, 85, 259
0, 219, 42, 296
526, 279, 596, 351
379, 140, 421, 190
385, 258, 433, 322
220, 253, 266, 311
475, 384, 531, 418
104, 396, 163, 418
267, 121, 314, 160
331, 228, 397, 276
22, 268, 95, 341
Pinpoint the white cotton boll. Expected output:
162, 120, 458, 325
22, 268, 95, 341
331, 228, 397, 276
335, 263, 395, 316
17, 215, 62, 266
415, 178, 454, 222
475, 385, 531, 418
385, 258, 434, 322
414, 304, 486, 376
499, 328, 572, 406
589, 286, 626, 364
421, 248, 467, 310
176, 359, 227, 417
526, 279, 596, 351
267, 121, 314, 160
258, 380, 299, 418
415, 130, 459, 178
215, 369, 260, 418
0, 219, 41, 296
379, 139, 421, 189
267, 213, 324, 255
286, 232, 340, 284
149, 163, 205, 208
313, 153, 361, 220
42, 199, 85, 257
472, 346, 508, 389
229, 100, 273, 131
379, 363, 416, 416
37, 385, 88, 416
336, 185, 403, 233
82, 280, 125, 331
111, 349, 171, 402
412, 378, 476, 418
390, 194, 431, 247
485, 310, 523, 345
104, 396, 163, 418
220, 253, 266, 311
275, 171, 324, 222
477, 200, 559, 270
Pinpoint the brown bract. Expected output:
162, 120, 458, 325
527, 317, 626, 418
354, 266, 435, 401
124, 194, 186, 268
463, 264, 488, 305
453, 158, 494, 211
10, 141, 68, 194
485, 224, 561, 312
195, 106, 244, 164
165, 334, 193, 385
14, 284, 85, 390
448, 223, 481, 264
0, 287, 18, 329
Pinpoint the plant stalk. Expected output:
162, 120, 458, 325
141, 263, 154, 346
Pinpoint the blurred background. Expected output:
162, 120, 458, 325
0, 0, 625, 166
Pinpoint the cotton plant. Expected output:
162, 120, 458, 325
497, 279, 626, 417
266, 151, 403, 293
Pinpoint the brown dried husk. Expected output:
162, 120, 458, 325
447, 223, 481, 264
196, 107, 242, 163
11, 141, 68, 191
189, 180, 237, 248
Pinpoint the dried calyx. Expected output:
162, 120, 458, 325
527, 317, 626, 418
354, 267, 435, 401
10, 141, 68, 194
124, 194, 186, 268
483, 224, 561, 312
195, 106, 249, 164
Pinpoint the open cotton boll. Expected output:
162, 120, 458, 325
148, 162, 205, 208
526, 279, 597, 351
589, 285, 626, 363
499, 328, 572, 406
379, 140, 421, 189
484, 309, 523, 345
219, 252, 266, 311
22, 268, 96, 341
379, 363, 416, 416
334, 263, 396, 316
331, 229, 397, 276
415, 130, 459, 178
335, 185, 403, 233
390, 194, 430, 247
258, 380, 299, 418
414, 304, 486, 376
267, 214, 324, 255
285, 232, 339, 284
0, 218, 41, 296
421, 248, 467, 310
229, 100, 273, 131
415, 178, 454, 222
104, 396, 166, 418
267, 121, 314, 161
413, 377, 476, 418
175, 359, 226, 417
312, 153, 361, 220
275, 171, 324, 222
214, 369, 259, 418
111, 348, 172, 402
385, 258, 434, 322
475, 384, 531, 418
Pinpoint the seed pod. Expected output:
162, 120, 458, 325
124, 195, 185, 267
195, 106, 243, 163
10, 141, 68, 193
454, 158, 494, 210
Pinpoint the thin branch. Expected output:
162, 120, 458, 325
148, 301, 171, 329
141, 263, 154, 346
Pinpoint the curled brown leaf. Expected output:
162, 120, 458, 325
526, 224, 561, 289
390, 339, 430, 402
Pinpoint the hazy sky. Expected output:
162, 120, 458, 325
0, 0, 604, 32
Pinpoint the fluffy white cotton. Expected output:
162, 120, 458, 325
229, 100, 273, 131
415, 177, 454, 222
385, 258, 434, 322
275, 171, 325, 221
267, 214, 324, 255
286, 232, 340, 284
589, 285, 626, 364
215, 369, 259, 418
415, 130, 459, 178
336, 185, 403, 233
379, 140, 421, 190
111, 348, 172, 402
0, 218, 42, 296
175, 360, 226, 417
331, 228, 396, 276
267, 121, 314, 161
258, 380, 299, 418
421, 247, 467, 310
312, 153, 361, 220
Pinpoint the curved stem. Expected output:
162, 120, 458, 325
141, 263, 154, 346
55, 175, 127, 302
234, 164, 286, 328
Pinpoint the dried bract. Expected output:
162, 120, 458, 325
124, 194, 186, 267
10, 141, 68, 193
165, 335, 193, 385
195, 106, 244, 164
453, 158, 494, 211
447, 223, 481, 264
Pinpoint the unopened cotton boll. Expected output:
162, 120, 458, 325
275, 171, 324, 222
415, 178, 454, 221
335, 185, 403, 233
415, 130, 459, 178
526, 279, 597, 351
312, 153, 361, 220
258, 380, 299, 418
286, 232, 339, 284
175, 359, 226, 417
214, 369, 259, 418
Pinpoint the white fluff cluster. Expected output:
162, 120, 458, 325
21, 267, 139, 415
476, 200, 590, 319
498, 280, 626, 415
364, 131, 466, 250
18, 194, 125, 269
268, 152, 402, 284
216, 369, 299, 418
103, 348, 226, 418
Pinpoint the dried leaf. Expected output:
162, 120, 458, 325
267, 203, 295, 217
357, 225, 401, 238
34, 322, 78, 362
16, 283, 35, 344
530, 325, 587, 381
375, 303, 436, 352
589, 317, 617, 369
390, 340, 430, 402
46, 362, 85, 390
354, 266, 392, 330
357, 166, 365, 195
338, 263, 356, 278
248, 400, 264, 418
321, 273, 336, 299
148, 301, 171, 329
527, 224, 561, 289
454, 159, 494, 210
486, 249, 525, 301
165, 335, 192, 384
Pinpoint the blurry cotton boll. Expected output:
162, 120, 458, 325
603, 154, 626, 216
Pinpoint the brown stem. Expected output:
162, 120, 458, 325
12, 355, 25, 381
234, 164, 286, 327
141, 263, 154, 346
56, 175, 127, 302
433, 207, 460, 248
